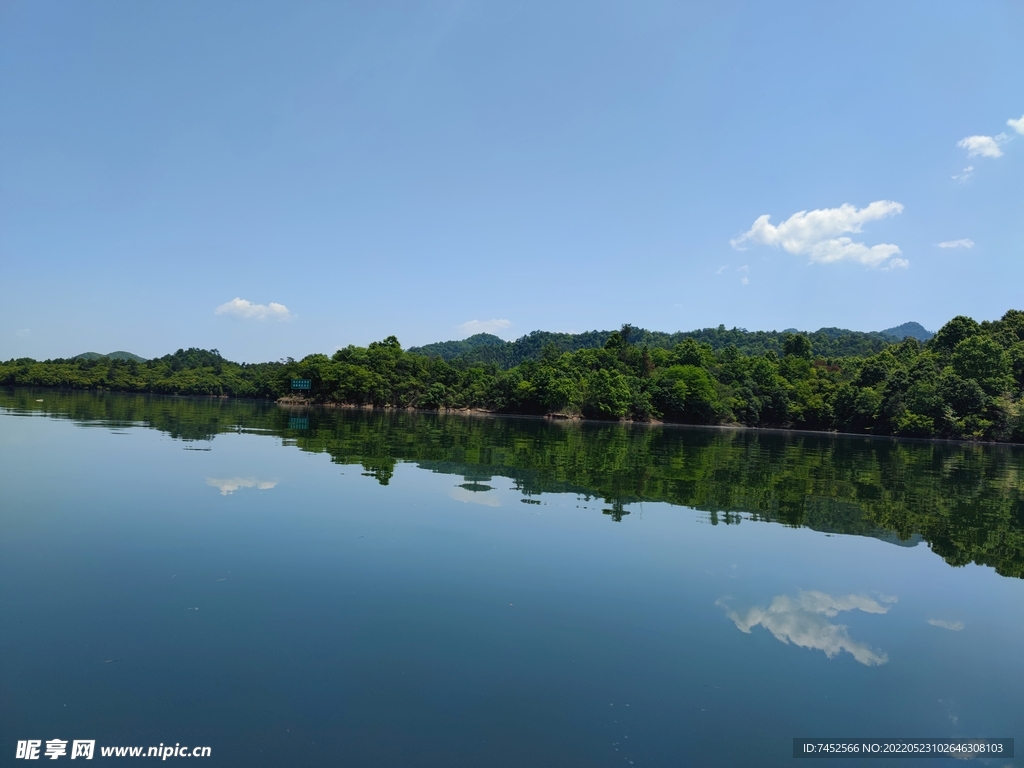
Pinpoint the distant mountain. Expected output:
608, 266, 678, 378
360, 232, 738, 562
409, 331, 608, 368
410, 333, 509, 361
74, 351, 147, 363
408, 324, 897, 368
878, 322, 933, 342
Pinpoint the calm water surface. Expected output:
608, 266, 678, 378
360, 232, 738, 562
1, 389, 1023, 766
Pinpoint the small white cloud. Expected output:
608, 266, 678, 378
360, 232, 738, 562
957, 134, 1007, 158
927, 618, 964, 631
731, 201, 905, 269
881, 257, 909, 270
16, 328, 31, 338
1007, 114, 1024, 135
456, 319, 512, 336
715, 264, 729, 275
937, 239, 974, 249
215, 297, 294, 321
206, 477, 278, 496
952, 166, 974, 182
738, 265, 749, 285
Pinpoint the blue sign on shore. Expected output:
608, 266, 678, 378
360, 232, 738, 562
291, 379, 311, 390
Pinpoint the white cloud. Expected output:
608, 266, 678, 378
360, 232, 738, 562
731, 200, 905, 269
882, 257, 909, 270
937, 239, 974, 249
719, 591, 894, 666
16, 328, 31, 338
927, 618, 964, 631
206, 477, 278, 496
957, 134, 1007, 158
715, 264, 729, 275
1007, 114, 1024, 135
215, 297, 294, 321
456, 319, 512, 336
952, 166, 974, 182
738, 265, 749, 285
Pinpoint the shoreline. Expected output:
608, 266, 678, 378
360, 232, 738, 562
4, 385, 1017, 447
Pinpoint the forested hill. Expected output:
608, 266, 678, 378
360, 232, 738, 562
408, 323, 933, 368
2, 311, 1018, 442
879, 322, 933, 343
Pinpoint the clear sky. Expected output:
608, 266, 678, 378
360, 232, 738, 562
2, 1, 1021, 362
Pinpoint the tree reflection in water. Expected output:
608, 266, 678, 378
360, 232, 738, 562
4, 387, 1023, 578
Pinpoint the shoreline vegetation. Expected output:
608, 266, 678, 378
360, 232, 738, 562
3, 310, 1023, 443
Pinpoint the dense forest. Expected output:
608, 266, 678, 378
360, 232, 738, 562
2, 310, 1023, 442
3, 388, 1022, 578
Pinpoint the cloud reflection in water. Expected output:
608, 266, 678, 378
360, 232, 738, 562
718, 591, 895, 666
206, 477, 278, 496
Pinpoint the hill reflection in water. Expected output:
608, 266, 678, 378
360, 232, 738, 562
4, 387, 1022, 579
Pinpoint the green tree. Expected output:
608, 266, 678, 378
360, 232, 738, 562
931, 315, 981, 355
783, 333, 812, 359
951, 336, 1010, 395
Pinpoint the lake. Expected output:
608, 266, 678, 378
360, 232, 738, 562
1, 388, 1022, 766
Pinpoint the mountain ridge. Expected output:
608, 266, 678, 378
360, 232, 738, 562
408, 322, 934, 367
74, 351, 147, 363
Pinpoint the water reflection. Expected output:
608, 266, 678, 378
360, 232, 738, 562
449, 485, 501, 506
206, 477, 278, 496
3, 387, 1023, 579
4, 388, 1024, 767
458, 482, 494, 492
718, 591, 895, 666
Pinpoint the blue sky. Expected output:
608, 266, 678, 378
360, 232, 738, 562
2, 1, 1021, 362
